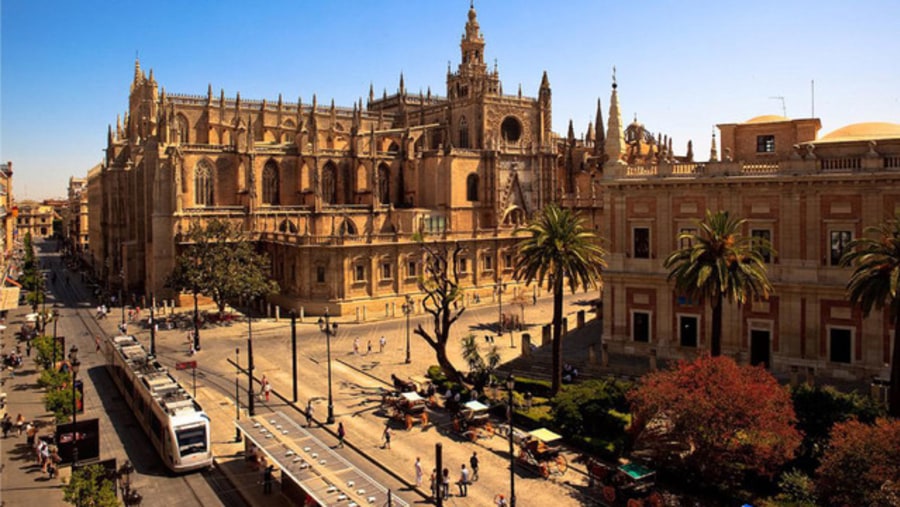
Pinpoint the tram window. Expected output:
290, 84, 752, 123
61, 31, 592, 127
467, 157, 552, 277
150, 415, 163, 441
176, 425, 208, 456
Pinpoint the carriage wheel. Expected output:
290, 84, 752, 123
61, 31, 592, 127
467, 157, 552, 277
554, 454, 568, 475
540, 463, 550, 478
626, 498, 643, 507
602, 486, 616, 504
485, 422, 494, 436
647, 492, 664, 507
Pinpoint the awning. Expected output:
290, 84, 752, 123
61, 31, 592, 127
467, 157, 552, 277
528, 428, 563, 443
462, 400, 489, 412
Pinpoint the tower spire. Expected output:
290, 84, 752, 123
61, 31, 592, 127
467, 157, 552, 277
594, 98, 606, 156
709, 128, 718, 162
604, 67, 626, 165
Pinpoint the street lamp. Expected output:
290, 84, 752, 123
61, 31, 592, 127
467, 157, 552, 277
118, 460, 142, 506
247, 302, 255, 417
507, 373, 516, 507
234, 347, 242, 442
69, 345, 80, 467
317, 309, 337, 424
496, 282, 508, 341
52, 307, 60, 368
290, 310, 298, 403
192, 288, 201, 351
401, 296, 413, 364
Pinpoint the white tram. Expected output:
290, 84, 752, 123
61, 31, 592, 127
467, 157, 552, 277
103, 335, 213, 473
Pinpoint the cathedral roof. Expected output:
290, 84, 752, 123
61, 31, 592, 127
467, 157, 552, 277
818, 122, 900, 142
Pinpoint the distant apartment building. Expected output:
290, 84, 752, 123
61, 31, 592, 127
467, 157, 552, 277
65, 175, 90, 255
15, 200, 56, 240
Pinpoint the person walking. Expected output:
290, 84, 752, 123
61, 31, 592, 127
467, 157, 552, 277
353, 337, 360, 354
260, 374, 269, 402
381, 426, 392, 449
414, 457, 423, 487
25, 422, 36, 447
95, 335, 101, 352
336, 422, 345, 448
366, 340, 372, 355
470, 451, 479, 481
429, 468, 438, 500
263, 464, 275, 494
441, 467, 450, 499
306, 400, 314, 427
379, 335, 386, 353
15, 413, 25, 436
1, 414, 11, 438
457, 463, 469, 497
264, 380, 272, 402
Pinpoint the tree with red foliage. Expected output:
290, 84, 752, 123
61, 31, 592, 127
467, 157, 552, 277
816, 418, 900, 507
628, 355, 801, 488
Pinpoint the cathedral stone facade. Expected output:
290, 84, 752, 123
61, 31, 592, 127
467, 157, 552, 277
91, 5, 556, 317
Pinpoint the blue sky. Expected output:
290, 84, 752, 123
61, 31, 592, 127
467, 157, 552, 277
2, 0, 898, 201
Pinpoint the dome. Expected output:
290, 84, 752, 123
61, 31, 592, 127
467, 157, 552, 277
819, 122, 900, 142
744, 115, 790, 124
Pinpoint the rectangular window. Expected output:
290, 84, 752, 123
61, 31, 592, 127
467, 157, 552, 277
633, 227, 650, 259
830, 230, 852, 266
484, 255, 493, 272
407, 261, 417, 278
381, 262, 392, 280
459, 258, 468, 274
316, 266, 326, 284
354, 264, 365, 282
423, 215, 447, 234
756, 135, 775, 153
829, 327, 852, 364
632, 311, 650, 343
679, 315, 699, 348
751, 229, 772, 263
679, 228, 696, 249
504, 254, 513, 269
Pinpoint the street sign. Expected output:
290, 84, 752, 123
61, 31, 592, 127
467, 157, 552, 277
175, 360, 197, 370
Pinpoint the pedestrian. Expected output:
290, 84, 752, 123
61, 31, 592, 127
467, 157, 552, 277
95, 335, 101, 352
337, 422, 345, 448
366, 340, 372, 355
457, 463, 469, 496
382, 426, 392, 449
524, 391, 534, 411
262, 375, 271, 402
1, 414, 11, 438
263, 464, 275, 494
414, 457, 423, 487
26, 341, 31, 357
533, 292, 538, 305
470, 451, 479, 481
306, 400, 314, 427
379, 335, 386, 353
441, 467, 450, 499
496, 493, 509, 506
15, 413, 25, 436
25, 422, 36, 447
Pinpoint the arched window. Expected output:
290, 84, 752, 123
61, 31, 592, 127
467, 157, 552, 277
378, 164, 391, 205
458, 116, 470, 149
262, 161, 280, 205
322, 162, 337, 204
466, 173, 479, 202
194, 160, 214, 206
501, 116, 522, 142
339, 219, 357, 236
176, 114, 189, 143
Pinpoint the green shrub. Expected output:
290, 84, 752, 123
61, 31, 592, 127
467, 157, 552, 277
512, 376, 553, 398
44, 386, 78, 423
38, 368, 70, 390
552, 379, 632, 438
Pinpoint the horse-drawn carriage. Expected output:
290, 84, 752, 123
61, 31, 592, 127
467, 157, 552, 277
583, 458, 663, 507
452, 400, 495, 441
381, 391, 429, 430
516, 428, 568, 479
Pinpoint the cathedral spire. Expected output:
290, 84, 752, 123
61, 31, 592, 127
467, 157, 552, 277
399, 72, 405, 95
709, 128, 718, 162
604, 67, 626, 165
369, 82, 374, 104
594, 98, 606, 156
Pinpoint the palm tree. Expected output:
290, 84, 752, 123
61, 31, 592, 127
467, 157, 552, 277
514, 204, 607, 395
840, 215, 900, 417
663, 210, 773, 357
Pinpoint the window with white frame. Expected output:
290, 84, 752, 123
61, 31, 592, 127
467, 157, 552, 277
381, 262, 392, 280
483, 254, 493, 272
458, 257, 469, 274
407, 260, 418, 278
354, 264, 365, 282
504, 253, 513, 269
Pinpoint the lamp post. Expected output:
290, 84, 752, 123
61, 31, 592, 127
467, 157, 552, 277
192, 289, 201, 351
401, 296, 413, 364
119, 288, 125, 326
235, 347, 242, 442
52, 307, 60, 368
290, 310, 298, 403
317, 309, 337, 424
247, 302, 255, 417
149, 294, 156, 357
69, 345, 80, 467
118, 460, 142, 506
496, 282, 507, 341
507, 373, 516, 507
